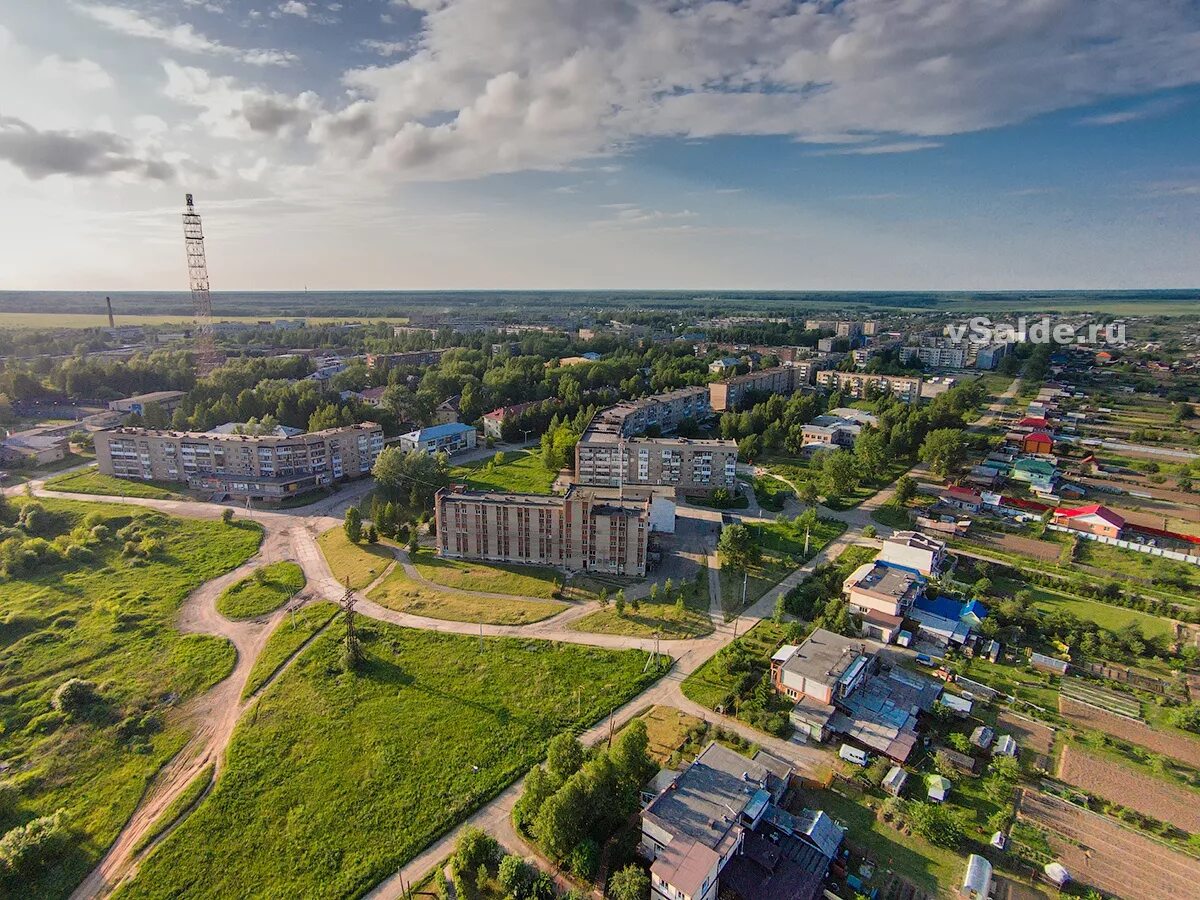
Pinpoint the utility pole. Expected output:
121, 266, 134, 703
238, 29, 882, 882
478, 621, 484, 654
805, 524, 811, 555
340, 576, 362, 670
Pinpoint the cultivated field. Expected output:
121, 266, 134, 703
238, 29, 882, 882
1016, 790, 1200, 900
1060, 697, 1200, 768
996, 711, 1055, 769
1058, 745, 1200, 832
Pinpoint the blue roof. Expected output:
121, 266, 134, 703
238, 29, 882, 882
962, 599, 989, 620
409, 422, 475, 441
913, 594, 964, 620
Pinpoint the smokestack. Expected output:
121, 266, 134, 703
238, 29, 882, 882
106, 296, 115, 328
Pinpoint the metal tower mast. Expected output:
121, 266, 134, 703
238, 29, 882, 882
182, 193, 221, 375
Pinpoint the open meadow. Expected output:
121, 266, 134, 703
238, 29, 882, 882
0, 498, 262, 899
116, 622, 668, 900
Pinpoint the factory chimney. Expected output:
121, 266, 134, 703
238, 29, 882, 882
105, 296, 115, 328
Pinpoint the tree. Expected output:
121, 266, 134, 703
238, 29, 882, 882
343, 507, 362, 543
919, 428, 967, 479
597, 587, 609, 608
372, 446, 449, 509
453, 826, 498, 879
611, 718, 653, 789
800, 480, 820, 509
906, 801, 964, 848
0, 810, 66, 878
497, 854, 534, 899
854, 428, 888, 483
534, 774, 589, 859
546, 732, 585, 783
718, 523, 760, 570
614, 590, 626, 616
607, 864, 650, 900
513, 765, 559, 833
221, 507, 235, 525
894, 474, 917, 506
821, 450, 860, 499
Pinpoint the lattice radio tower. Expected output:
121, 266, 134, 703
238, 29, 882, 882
182, 193, 221, 376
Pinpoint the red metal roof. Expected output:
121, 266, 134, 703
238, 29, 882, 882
1052, 504, 1125, 528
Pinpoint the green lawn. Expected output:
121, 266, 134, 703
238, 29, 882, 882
720, 518, 846, 617
1075, 540, 1200, 594
751, 475, 792, 512
43, 466, 184, 500
117, 624, 669, 900
681, 620, 789, 712
447, 450, 557, 494
216, 562, 306, 620
411, 548, 562, 598
572, 567, 714, 639
1013, 583, 1175, 640
369, 564, 567, 625
0, 499, 262, 900
316, 527, 396, 590
242, 602, 341, 699
871, 503, 913, 529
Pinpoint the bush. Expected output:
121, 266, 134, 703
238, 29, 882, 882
0, 810, 66, 878
568, 836, 599, 881
607, 864, 650, 900
51, 678, 100, 719
221, 508, 234, 525
498, 854, 534, 898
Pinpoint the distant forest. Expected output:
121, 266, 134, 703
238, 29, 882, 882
0, 289, 1196, 320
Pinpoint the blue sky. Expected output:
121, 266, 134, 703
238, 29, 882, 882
1, 0, 1199, 291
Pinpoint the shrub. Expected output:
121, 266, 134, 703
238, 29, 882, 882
0, 810, 66, 878
221, 508, 234, 525
497, 854, 533, 898
51, 678, 100, 719
568, 837, 599, 881
607, 864, 651, 900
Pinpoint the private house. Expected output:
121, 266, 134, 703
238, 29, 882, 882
842, 561, 925, 643
908, 595, 988, 648
878, 531, 946, 577
640, 742, 841, 900
434, 395, 461, 425
941, 485, 983, 512
1051, 503, 1124, 540
708, 356, 743, 374
1022, 431, 1054, 455
481, 401, 545, 439
398, 422, 477, 456
1010, 457, 1057, 491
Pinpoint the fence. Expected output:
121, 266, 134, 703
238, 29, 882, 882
1045, 524, 1200, 566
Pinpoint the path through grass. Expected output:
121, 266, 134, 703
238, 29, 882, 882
118, 623, 668, 900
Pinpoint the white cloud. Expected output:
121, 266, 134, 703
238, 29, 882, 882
162, 61, 323, 139
34, 55, 114, 92
0, 114, 174, 180
72, 2, 297, 66
813, 141, 942, 156
278, 1, 309, 18
305, 0, 1200, 181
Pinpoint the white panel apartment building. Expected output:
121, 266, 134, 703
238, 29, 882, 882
94, 422, 384, 503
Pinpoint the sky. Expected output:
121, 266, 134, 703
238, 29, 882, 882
2, 0, 1199, 292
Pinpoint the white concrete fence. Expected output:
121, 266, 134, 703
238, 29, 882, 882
1046, 524, 1200, 566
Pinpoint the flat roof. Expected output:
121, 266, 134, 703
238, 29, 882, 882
848, 562, 922, 602
780, 629, 869, 688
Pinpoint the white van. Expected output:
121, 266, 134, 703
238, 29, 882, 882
839, 744, 869, 766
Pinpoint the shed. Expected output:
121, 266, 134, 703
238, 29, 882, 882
939, 693, 973, 717
970, 725, 995, 750
926, 774, 952, 802
937, 748, 980, 776
993, 735, 1018, 758
1044, 862, 1071, 888
882, 765, 908, 797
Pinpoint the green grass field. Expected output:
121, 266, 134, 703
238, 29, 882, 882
411, 548, 562, 598
316, 527, 396, 590
0, 499, 262, 900
571, 568, 714, 639
720, 518, 846, 617
216, 562, 306, 620
681, 620, 789, 711
43, 467, 185, 500
447, 450, 557, 494
1017, 584, 1175, 640
117, 623, 668, 900
242, 602, 340, 699
1075, 540, 1200, 594
368, 563, 566, 625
